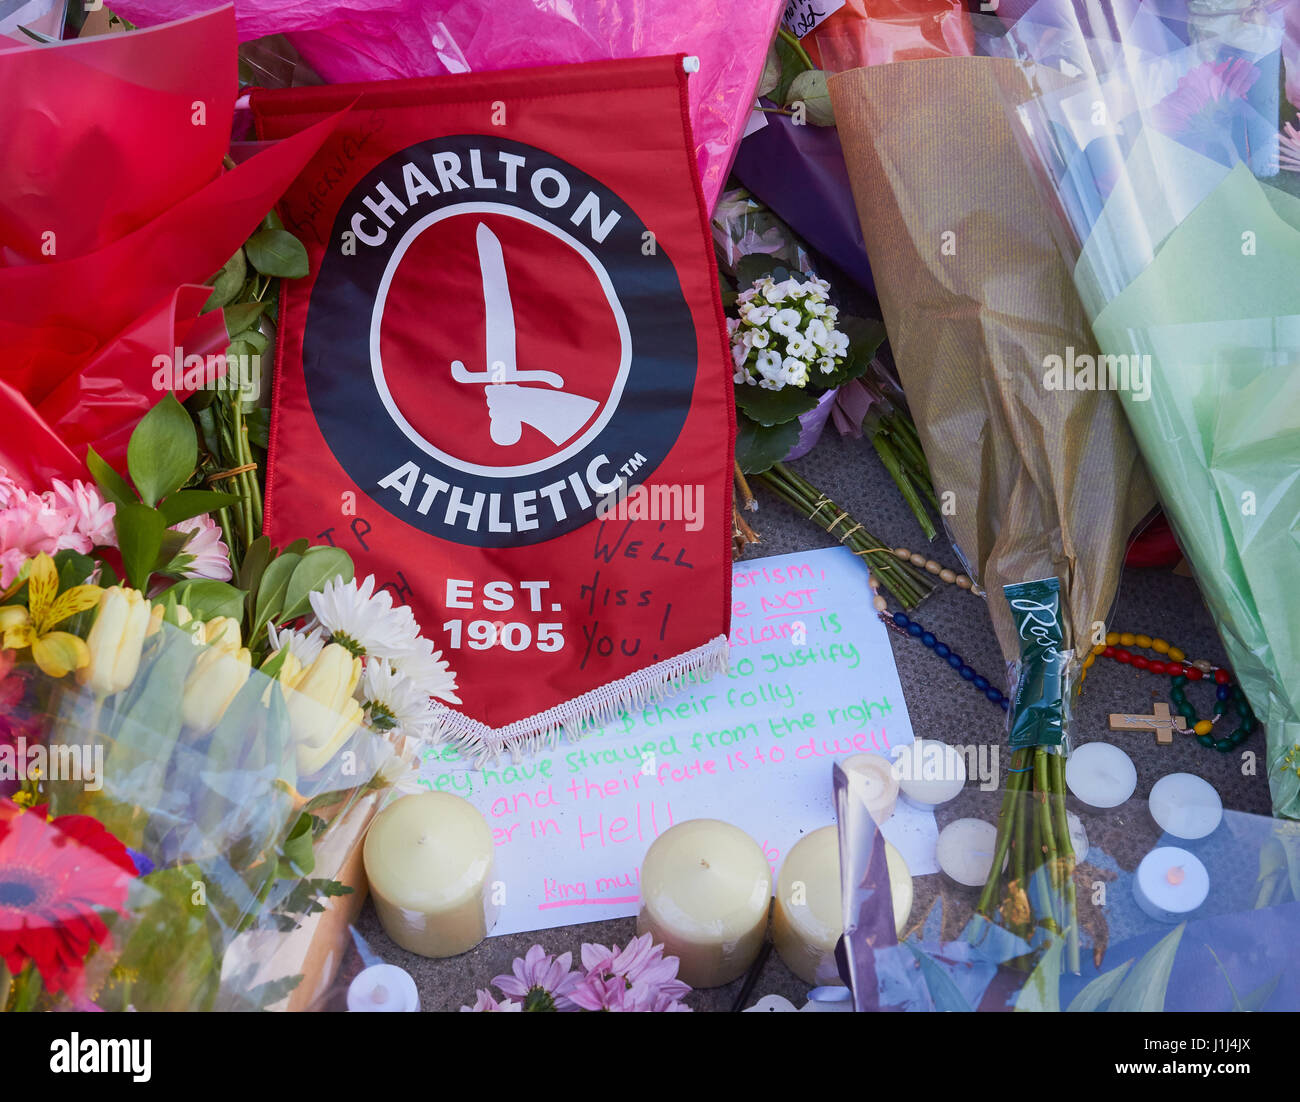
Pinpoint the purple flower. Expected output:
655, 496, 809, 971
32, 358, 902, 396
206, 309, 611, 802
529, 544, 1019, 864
491, 944, 583, 1011
1152, 58, 1261, 152
459, 988, 521, 1012
575, 933, 692, 1012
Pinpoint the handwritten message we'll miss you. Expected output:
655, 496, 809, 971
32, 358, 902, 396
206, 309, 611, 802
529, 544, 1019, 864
417, 547, 935, 936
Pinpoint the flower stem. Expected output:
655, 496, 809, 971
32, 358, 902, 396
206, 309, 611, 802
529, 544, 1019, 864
775, 25, 816, 72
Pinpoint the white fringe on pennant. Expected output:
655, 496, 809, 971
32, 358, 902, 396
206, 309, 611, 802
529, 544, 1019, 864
424, 634, 731, 766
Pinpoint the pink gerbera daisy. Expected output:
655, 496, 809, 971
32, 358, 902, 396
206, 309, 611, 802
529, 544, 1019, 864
1152, 58, 1260, 142
169, 514, 232, 581
459, 988, 521, 1012
491, 944, 584, 1011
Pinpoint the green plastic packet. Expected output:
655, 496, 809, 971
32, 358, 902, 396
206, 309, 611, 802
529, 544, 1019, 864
1004, 577, 1073, 750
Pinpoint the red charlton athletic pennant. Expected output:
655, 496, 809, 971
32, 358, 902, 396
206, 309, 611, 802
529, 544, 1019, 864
253, 56, 733, 761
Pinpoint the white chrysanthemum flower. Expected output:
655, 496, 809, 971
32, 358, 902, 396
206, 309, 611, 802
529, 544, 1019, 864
828, 331, 850, 357
750, 328, 770, 348
806, 298, 827, 317
747, 305, 775, 324
761, 279, 785, 304
359, 658, 436, 737
800, 318, 832, 348
309, 574, 421, 659
391, 634, 462, 705
769, 308, 801, 337
787, 333, 814, 360
818, 356, 836, 374
782, 357, 810, 386
267, 623, 326, 667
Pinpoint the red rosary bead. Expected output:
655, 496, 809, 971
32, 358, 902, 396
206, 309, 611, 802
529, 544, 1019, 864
1185, 666, 1203, 681
1149, 660, 1166, 675
1116, 649, 1132, 665
1103, 646, 1116, 659
1133, 655, 1150, 670
1214, 669, 1229, 685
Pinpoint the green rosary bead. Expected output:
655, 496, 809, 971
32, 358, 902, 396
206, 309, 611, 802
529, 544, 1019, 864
1172, 674, 1188, 688
1197, 733, 1215, 748
1215, 738, 1233, 752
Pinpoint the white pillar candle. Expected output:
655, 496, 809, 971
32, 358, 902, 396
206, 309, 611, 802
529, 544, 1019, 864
1134, 846, 1209, 923
893, 738, 966, 810
772, 825, 911, 985
1148, 773, 1222, 840
1065, 742, 1136, 808
363, 792, 498, 959
347, 963, 421, 1012
636, 819, 771, 988
842, 753, 900, 823
936, 818, 1005, 887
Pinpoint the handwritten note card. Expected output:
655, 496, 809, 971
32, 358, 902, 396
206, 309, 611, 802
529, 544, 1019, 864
417, 547, 935, 936
782, 0, 846, 39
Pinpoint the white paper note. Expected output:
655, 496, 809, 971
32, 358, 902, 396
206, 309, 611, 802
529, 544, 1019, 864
417, 547, 934, 936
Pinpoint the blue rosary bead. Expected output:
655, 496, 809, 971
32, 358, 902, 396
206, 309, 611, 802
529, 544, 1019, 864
973, 675, 989, 691
934, 643, 950, 658
1216, 685, 1230, 702
894, 613, 911, 629
987, 688, 1004, 704
907, 622, 923, 637
921, 632, 937, 648
885, 612, 1007, 715
947, 653, 963, 669
958, 665, 976, 681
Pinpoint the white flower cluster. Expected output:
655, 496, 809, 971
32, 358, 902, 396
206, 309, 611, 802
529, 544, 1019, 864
269, 574, 461, 741
728, 274, 849, 391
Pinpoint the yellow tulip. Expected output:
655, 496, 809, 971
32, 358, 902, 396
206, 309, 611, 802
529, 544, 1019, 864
286, 643, 363, 774
259, 649, 303, 706
182, 644, 252, 734
80, 585, 149, 693
145, 603, 192, 638
198, 616, 242, 653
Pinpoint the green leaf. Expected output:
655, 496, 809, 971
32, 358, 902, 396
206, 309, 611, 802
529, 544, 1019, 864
17, 23, 56, 43
260, 647, 290, 681
756, 41, 781, 99
246, 408, 271, 452
86, 445, 137, 510
54, 551, 97, 589
1108, 923, 1185, 1012
244, 228, 309, 279
223, 301, 266, 338
772, 29, 809, 105
238, 535, 272, 594
282, 538, 310, 558
253, 552, 301, 639
785, 69, 834, 125
231, 327, 268, 354
904, 941, 974, 1012
158, 489, 240, 526
840, 315, 889, 358
281, 546, 354, 623
114, 502, 169, 590
736, 253, 779, 291
276, 813, 317, 879
734, 380, 819, 427
1014, 934, 1065, 1012
1066, 959, 1132, 1012
127, 394, 198, 507
736, 416, 801, 475
157, 579, 247, 623
203, 249, 247, 312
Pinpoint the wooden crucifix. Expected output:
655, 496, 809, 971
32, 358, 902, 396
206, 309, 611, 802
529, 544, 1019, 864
1109, 702, 1188, 745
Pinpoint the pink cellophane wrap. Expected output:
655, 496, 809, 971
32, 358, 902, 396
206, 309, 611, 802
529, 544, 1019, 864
108, 0, 785, 210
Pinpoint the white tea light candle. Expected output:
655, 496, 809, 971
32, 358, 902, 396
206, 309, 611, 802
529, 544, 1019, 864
637, 819, 771, 988
771, 825, 911, 985
363, 792, 498, 959
936, 818, 1004, 887
1065, 742, 1137, 808
1148, 773, 1222, 840
1134, 846, 1209, 923
347, 963, 420, 1012
893, 739, 966, 810
842, 753, 900, 823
